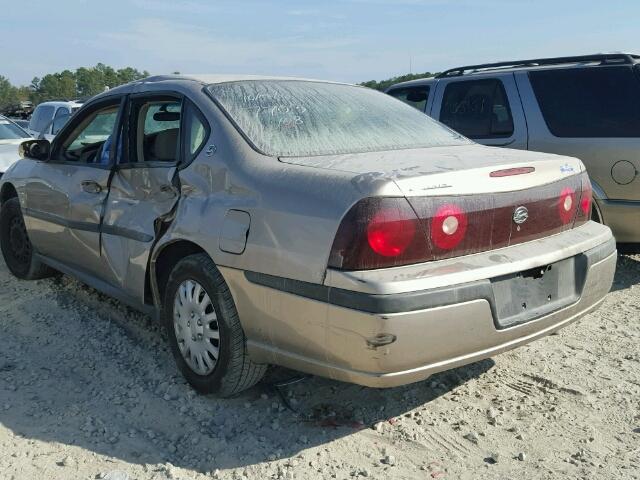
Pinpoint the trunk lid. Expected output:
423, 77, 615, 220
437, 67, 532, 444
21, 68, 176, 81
281, 144, 584, 196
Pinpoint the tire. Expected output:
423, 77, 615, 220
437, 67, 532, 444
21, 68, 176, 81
162, 253, 267, 397
0, 198, 55, 280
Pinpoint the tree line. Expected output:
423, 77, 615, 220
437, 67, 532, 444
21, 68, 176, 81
0, 64, 435, 113
0, 64, 150, 111
359, 71, 436, 91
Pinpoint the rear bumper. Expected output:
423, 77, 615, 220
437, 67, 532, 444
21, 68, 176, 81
599, 198, 640, 243
222, 222, 617, 388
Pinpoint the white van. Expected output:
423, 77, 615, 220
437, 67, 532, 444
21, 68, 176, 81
27, 100, 83, 141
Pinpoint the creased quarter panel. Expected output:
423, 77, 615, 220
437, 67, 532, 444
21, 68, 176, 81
162, 103, 377, 285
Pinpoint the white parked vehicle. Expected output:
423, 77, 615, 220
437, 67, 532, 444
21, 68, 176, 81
0, 115, 31, 176
27, 100, 83, 141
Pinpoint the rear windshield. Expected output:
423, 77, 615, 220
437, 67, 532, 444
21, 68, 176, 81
0, 118, 29, 139
207, 81, 468, 157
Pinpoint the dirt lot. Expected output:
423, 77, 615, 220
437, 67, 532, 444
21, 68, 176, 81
0, 253, 638, 480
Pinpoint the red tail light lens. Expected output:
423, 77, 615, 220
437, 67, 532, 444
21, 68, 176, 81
367, 208, 417, 257
558, 187, 576, 224
328, 197, 431, 270
581, 194, 591, 215
574, 175, 593, 226
430, 204, 468, 250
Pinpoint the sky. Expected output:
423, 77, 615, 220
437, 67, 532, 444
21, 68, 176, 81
2, 0, 640, 86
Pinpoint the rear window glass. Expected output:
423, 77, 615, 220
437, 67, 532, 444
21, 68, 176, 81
0, 119, 29, 139
207, 81, 467, 157
387, 86, 430, 112
529, 66, 640, 138
439, 79, 514, 139
29, 105, 55, 133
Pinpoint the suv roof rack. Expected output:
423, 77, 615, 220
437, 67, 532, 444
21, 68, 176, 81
436, 53, 640, 78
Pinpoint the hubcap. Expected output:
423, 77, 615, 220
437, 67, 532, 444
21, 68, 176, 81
8, 216, 31, 265
173, 280, 220, 375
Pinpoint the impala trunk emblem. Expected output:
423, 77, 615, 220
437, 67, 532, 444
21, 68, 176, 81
513, 206, 529, 225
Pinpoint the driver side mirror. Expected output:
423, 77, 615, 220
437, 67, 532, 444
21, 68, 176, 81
19, 139, 51, 161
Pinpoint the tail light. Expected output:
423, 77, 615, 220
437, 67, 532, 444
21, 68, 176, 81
574, 175, 593, 226
367, 208, 417, 257
328, 198, 430, 270
328, 172, 592, 271
430, 204, 468, 250
558, 187, 576, 224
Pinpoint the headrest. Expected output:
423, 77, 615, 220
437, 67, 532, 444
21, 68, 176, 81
150, 128, 178, 161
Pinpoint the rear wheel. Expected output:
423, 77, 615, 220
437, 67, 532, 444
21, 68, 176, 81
0, 198, 55, 280
162, 253, 266, 396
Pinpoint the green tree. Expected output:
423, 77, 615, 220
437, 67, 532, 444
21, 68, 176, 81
75, 66, 104, 98
117, 67, 149, 84
0, 76, 18, 109
32, 70, 77, 102
1, 65, 153, 113
360, 72, 437, 91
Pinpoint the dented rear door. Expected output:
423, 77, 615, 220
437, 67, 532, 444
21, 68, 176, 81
99, 93, 184, 302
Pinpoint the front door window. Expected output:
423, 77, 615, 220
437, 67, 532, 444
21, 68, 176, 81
59, 105, 120, 165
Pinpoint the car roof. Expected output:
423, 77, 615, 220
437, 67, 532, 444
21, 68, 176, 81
388, 53, 640, 89
144, 74, 348, 85
35, 100, 83, 108
387, 77, 436, 90
89, 74, 356, 103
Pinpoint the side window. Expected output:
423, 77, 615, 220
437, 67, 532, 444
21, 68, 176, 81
439, 79, 514, 139
388, 86, 430, 112
529, 66, 640, 138
52, 108, 71, 135
27, 107, 41, 131
58, 104, 120, 164
183, 101, 209, 159
29, 105, 55, 133
130, 98, 182, 163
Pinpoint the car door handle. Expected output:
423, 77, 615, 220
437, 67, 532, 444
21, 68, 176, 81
81, 180, 103, 194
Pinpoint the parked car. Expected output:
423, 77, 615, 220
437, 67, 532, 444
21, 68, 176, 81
387, 53, 640, 246
0, 115, 31, 176
8, 118, 30, 131
27, 100, 82, 141
0, 75, 616, 396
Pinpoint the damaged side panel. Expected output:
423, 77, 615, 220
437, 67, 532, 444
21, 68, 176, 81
148, 106, 384, 363
100, 166, 179, 301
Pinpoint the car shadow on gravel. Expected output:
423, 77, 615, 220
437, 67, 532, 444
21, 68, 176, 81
0, 272, 495, 474
610, 253, 640, 292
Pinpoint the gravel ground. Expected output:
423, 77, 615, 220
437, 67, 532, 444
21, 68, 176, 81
0, 253, 638, 480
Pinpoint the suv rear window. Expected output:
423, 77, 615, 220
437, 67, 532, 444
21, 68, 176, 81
439, 79, 514, 139
530, 66, 640, 138
388, 86, 430, 112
